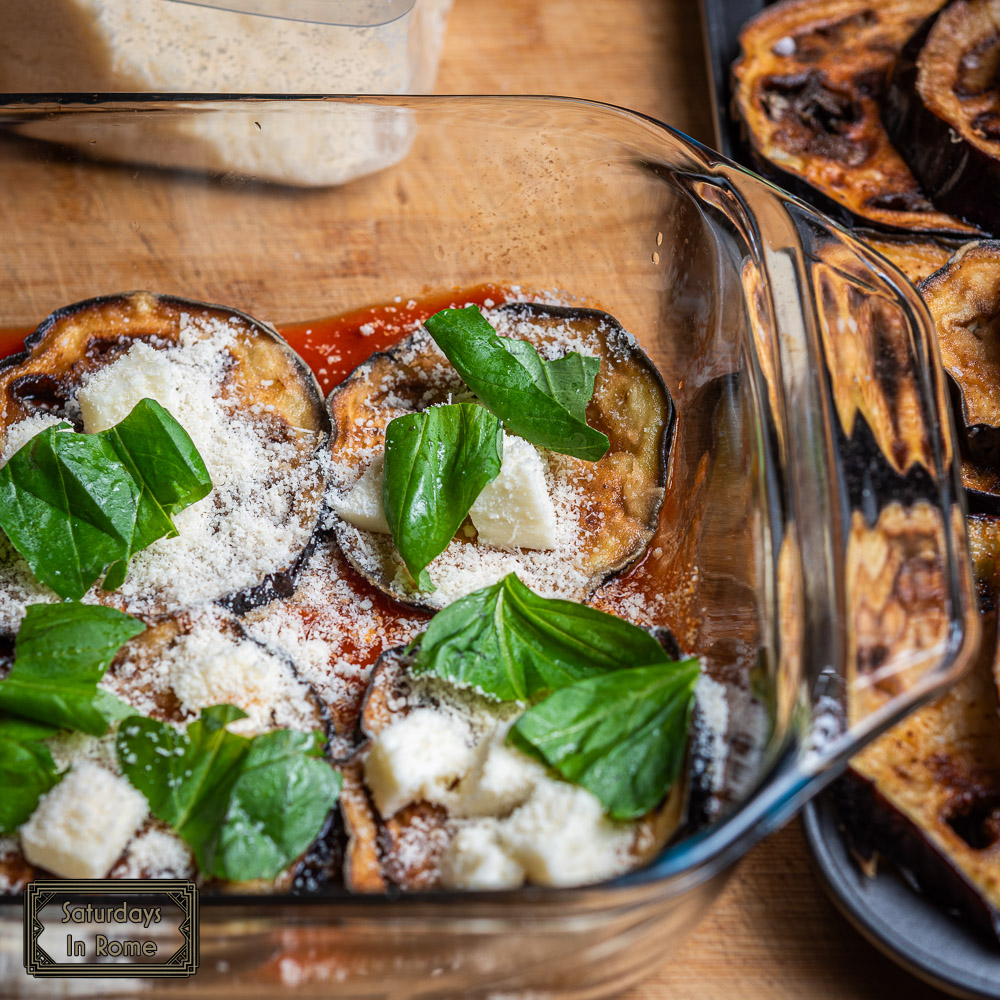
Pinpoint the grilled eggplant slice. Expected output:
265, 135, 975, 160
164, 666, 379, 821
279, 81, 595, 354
107, 610, 341, 893
103, 606, 332, 739
327, 303, 673, 611
0, 291, 330, 628
856, 231, 964, 284
0, 608, 340, 895
841, 513, 1000, 942
918, 241, 1000, 465
885, 0, 1000, 234
341, 643, 687, 893
732, 0, 978, 235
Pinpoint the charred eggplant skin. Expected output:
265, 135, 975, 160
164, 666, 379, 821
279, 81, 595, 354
884, 2, 1000, 235
835, 767, 1000, 942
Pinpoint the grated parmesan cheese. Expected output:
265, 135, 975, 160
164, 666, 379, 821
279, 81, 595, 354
113, 826, 195, 881
105, 605, 320, 737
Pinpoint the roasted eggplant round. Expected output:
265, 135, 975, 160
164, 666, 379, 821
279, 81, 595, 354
885, 0, 1000, 234
326, 303, 673, 611
918, 241, 1000, 466
0, 291, 330, 630
341, 641, 687, 893
103, 607, 332, 740
732, 0, 978, 235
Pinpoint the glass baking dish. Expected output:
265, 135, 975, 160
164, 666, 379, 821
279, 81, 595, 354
0, 95, 979, 998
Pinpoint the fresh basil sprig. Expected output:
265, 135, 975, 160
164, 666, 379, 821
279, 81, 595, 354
424, 306, 609, 461
382, 402, 503, 588
410, 573, 677, 702
0, 602, 145, 736
0, 398, 212, 599
116, 705, 342, 882
509, 661, 700, 820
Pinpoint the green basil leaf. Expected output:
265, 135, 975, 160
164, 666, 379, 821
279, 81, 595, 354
382, 402, 503, 585
93, 688, 140, 725
116, 705, 249, 849
100, 399, 212, 591
0, 714, 60, 743
0, 603, 145, 736
501, 339, 600, 424
0, 735, 61, 833
423, 306, 609, 461
0, 423, 140, 598
411, 573, 675, 702
116, 706, 341, 881
214, 729, 341, 881
0, 399, 212, 599
508, 660, 700, 820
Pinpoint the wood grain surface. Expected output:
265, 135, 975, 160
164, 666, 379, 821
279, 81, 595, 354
434, 2, 947, 998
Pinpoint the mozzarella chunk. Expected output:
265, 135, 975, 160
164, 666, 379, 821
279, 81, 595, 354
77, 341, 182, 432
469, 434, 557, 549
439, 824, 525, 890
497, 780, 635, 886
364, 708, 475, 818
20, 763, 147, 879
449, 722, 541, 819
335, 456, 391, 534
336, 434, 558, 551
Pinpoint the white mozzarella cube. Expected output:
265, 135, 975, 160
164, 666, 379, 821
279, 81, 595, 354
364, 708, 475, 818
499, 780, 634, 886
439, 824, 525, 890
20, 762, 148, 879
450, 723, 542, 819
334, 456, 391, 534
77, 341, 182, 432
470, 434, 557, 550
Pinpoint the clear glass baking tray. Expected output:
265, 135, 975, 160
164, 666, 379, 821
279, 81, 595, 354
0, 95, 979, 998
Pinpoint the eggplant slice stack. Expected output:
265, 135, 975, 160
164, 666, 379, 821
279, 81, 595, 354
840, 513, 1000, 941
732, 0, 978, 234
0, 290, 345, 893
0, 291, 331, 629
732, 0, 1000, 948
326, 303, 673, 611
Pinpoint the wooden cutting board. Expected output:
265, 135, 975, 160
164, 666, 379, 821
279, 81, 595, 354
434, 2, 948, 998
